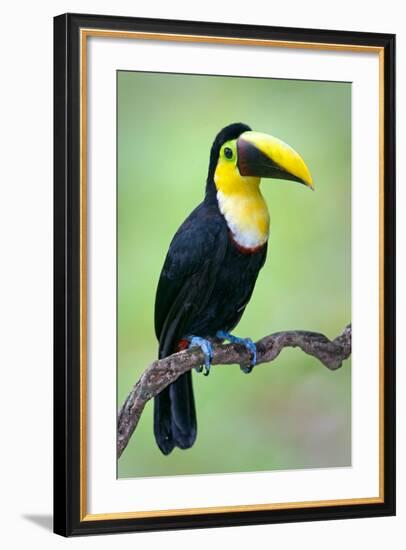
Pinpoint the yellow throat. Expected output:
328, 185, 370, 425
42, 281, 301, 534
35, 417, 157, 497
214, 158, 269, 250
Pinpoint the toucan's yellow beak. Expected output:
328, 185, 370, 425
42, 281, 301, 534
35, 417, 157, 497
237, 131, 314, 188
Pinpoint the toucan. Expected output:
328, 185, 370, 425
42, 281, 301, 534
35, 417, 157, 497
154, 122, 313, 455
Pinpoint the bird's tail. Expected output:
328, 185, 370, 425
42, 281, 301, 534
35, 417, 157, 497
153, 370, 197, 455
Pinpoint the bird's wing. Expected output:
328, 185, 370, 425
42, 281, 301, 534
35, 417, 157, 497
154, 203, 227, 358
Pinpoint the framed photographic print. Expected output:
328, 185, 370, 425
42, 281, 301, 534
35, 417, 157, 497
53, 13, 396, 536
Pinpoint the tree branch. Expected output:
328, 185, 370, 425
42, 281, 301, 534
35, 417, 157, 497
117, 324, 351, 458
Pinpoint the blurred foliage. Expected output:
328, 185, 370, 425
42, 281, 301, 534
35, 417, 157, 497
117, 71, 351, 478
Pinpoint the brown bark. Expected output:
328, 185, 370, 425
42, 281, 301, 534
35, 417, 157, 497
117, 324, 351, 458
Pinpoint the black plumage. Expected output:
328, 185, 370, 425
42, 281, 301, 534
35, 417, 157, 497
154, 123, 268, 455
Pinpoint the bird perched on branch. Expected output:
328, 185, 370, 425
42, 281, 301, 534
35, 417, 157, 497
154, 123, 313, 455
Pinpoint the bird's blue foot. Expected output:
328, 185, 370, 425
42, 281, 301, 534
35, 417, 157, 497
216, 330, 257, 373
186, 336, 213, 376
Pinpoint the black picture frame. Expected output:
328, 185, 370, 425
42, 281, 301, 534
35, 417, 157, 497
54, 12, 396, 537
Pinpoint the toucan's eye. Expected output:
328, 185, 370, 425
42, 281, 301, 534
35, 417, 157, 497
224, 147, 233, 159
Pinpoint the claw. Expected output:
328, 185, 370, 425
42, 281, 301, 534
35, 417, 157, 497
187, 336, 213, 376
241, 365, 254, 374
216, 330, 257, 373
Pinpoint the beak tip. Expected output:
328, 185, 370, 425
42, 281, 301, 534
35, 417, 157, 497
304, 173, 314, 190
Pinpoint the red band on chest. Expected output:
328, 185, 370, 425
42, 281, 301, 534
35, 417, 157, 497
228, 231, 265, 255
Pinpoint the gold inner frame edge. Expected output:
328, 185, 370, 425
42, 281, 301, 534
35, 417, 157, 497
79, 28, 385, 522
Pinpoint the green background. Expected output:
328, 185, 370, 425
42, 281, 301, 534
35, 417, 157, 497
117, 71, 351, 478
